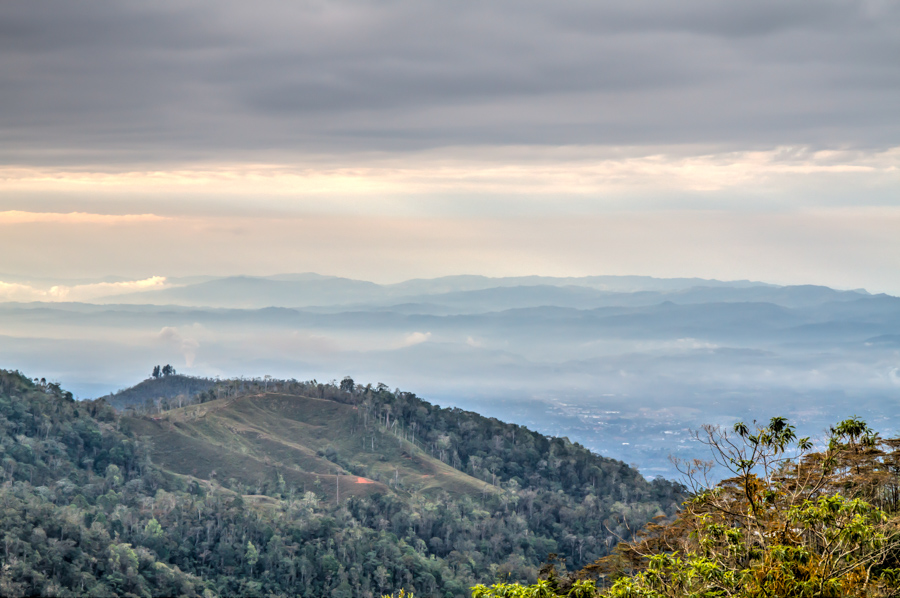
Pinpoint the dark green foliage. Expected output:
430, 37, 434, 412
0, 370, 204, 596
100, 374, 214, 412
0, 369, 682, 597
334, 382, 685, 567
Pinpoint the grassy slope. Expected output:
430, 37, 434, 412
124, 392, 492, 502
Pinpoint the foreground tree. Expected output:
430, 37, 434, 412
474, 416, 900, 597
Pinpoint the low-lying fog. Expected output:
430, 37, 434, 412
2, 273, 898, 477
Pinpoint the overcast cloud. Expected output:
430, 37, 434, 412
1, 1, 899, 290
2, 0, 899, 163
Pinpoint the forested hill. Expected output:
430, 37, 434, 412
99, 372, 214, 411
0, 370, 683, 597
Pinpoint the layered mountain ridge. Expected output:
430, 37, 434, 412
2, 273, 897, 477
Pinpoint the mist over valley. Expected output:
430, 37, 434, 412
3, 273, 897, 477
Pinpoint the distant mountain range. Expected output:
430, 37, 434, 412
98, 272, 869, 312
2, 273, 897, 477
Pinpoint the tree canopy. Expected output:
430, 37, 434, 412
0, 369, 681, 597
474, 416, 900, 597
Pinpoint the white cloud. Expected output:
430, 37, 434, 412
157, 326, 201, 367
402, 332, 432, 347
1, 146, 897, 201
0, 282, 46, 302
0, 276, 168, 303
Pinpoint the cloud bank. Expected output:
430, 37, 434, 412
1, 0, 898, 164
0, 277, 169, 302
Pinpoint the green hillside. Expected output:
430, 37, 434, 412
123, 391, 490, 501
0, 369, 683, 597
119, 376, 685, 569
100, 372, 214, 411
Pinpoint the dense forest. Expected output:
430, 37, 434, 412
8, 368, 897, 597
100, 370, 214, 412
0, 370, 682, 597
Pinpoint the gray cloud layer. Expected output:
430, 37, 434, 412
2, 0, 899, 165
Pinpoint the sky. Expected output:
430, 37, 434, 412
2, 0, 900, 292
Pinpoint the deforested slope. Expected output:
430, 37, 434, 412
123, 391, 487, 500
119, 376, 685, 571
